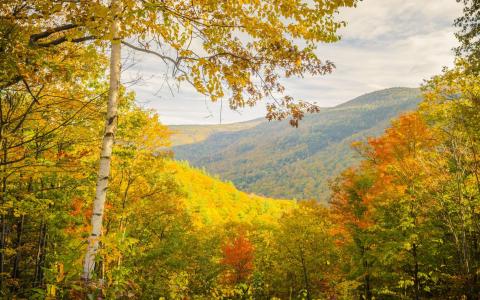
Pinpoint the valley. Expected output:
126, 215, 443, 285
172, 87, 422, 201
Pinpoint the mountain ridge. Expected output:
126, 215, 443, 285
172, 87, 422, 201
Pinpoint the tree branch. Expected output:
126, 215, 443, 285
36, 35, 96, 47
29, 24, 78, 46
121, 40, 182, 67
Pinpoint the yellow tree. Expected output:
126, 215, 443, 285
7, 0, 359, 280
0, 3, 109, 292
271, 201, 341, 300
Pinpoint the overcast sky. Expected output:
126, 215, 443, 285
124, 0, 463, 125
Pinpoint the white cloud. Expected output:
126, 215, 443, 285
124, 0, 463, 125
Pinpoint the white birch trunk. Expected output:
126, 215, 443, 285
82, 0, 121, 281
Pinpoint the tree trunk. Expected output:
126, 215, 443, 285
364, 259, 372, 300
34, 219, 47, 287
0, 138, 7, 290
11, 215, 24, 281
82, 0, 122, 281
300, 251, 311, 300
412, 243, 420, 300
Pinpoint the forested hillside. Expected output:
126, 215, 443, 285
169, 161, 293, 227
173, 88, 421, 201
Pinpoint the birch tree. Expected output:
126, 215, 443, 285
82, 0, 122, 281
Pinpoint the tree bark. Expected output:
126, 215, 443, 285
412, 243, 420, 300
82, 0, 121, 281
34, 219, 47, 287
364, 257, 372, 300
11, 215, 24, 281
0, 138, 7, 289
300, 250, 311, 300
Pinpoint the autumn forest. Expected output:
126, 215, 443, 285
1, 0, 480, 299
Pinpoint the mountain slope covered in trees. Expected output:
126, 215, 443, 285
169, 161, 293, 227
173, 87, 422, 201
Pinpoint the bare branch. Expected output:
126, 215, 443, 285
121, 40, 181, 67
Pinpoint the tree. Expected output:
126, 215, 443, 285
0, 4, 108, 294
220, 234, 255, 285
330, 167, 377, 300
82, 0, 122, 281
455, 0, 480, 73
331, 112, 454, 298
420, 61, 480, 298
365, 113, 442, 299
270, 201, 341, 300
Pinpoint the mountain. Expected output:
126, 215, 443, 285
170, 119, 264, 146
171, 87, 422, 202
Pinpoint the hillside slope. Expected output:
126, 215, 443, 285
172, 87, 422, 201
169, 161, 294, 226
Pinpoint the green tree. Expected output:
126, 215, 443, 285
269, 201, 340, 300
455, 0, 480, 73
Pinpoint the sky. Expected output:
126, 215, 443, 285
123, 0, 463, 125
